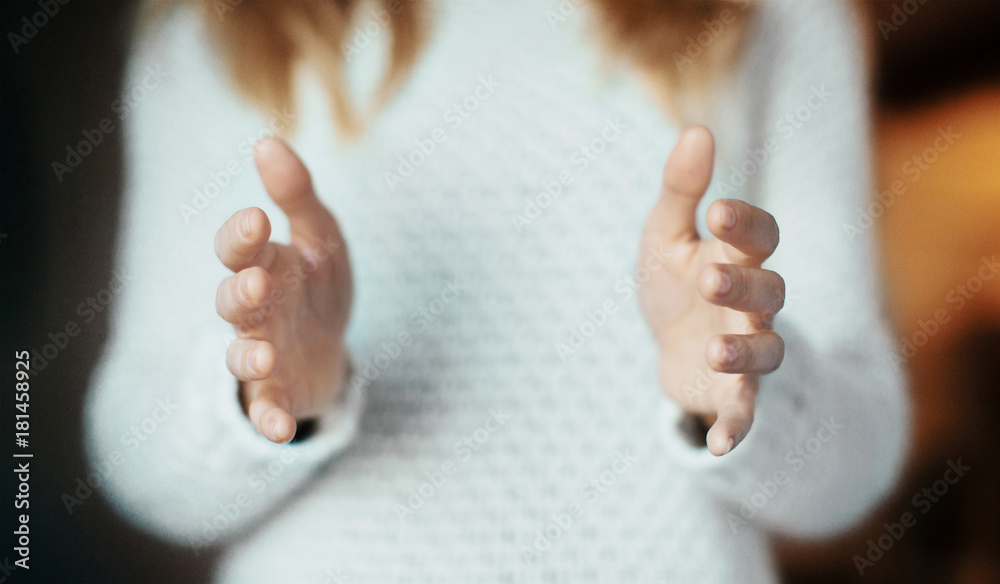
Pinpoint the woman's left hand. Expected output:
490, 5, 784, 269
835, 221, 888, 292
638, 126, 786, 456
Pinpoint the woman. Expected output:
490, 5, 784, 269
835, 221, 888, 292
85, 0, 907, 581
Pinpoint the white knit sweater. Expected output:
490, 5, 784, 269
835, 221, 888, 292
85, 0, 908, 582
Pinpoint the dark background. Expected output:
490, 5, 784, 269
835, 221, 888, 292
1, 2, 212, 582
1, 1, 998, 582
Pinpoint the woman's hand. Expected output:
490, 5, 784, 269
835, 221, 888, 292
215, 138, 353, 444
638, 126, 785, 456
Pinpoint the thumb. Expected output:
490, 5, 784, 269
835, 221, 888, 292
647, 126, 716, 245
706, 375, 757, 456
253, 137, 343, 252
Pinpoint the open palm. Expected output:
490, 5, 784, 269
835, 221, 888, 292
639, 127, 785, 456
215, 138, 352, 443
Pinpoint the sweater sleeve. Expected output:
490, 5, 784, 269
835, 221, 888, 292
82, 9, 364, 551
658, 0, 909, 538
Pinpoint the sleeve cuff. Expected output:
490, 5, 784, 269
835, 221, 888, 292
306, 358, 366, 448
194, 333, 365, 463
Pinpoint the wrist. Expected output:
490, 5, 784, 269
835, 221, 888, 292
295, 356, 364, 444
307, 347, 352, 419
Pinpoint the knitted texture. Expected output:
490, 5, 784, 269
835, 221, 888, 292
85, 1, 907, 582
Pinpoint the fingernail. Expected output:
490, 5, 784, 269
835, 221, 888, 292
248, 348, 258, 374
720, 340, 737, 366
269, 421, 278, 441
722, 206, 737, 229
717, 271, 732, 295
726, 438, 735, 454
241, 211, 252, 238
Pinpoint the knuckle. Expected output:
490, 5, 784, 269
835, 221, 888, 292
245, 207, 270, 241
698, 265, 720, 299
773, 333, 786, 361
770, 272, 786, 313
216, 283, 229, 315
226, 344, 243, 375
767, 233, 779, 255
709, 199, 730, 227
214, 228, 230, 261
753, 210, 778, 254
240, 268, 269, 307
757, 332, 784, 372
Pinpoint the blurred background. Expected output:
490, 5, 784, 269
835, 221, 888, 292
1, 1, 997, 582
780, 2, 1000, 583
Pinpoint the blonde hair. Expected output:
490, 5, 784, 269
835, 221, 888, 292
176, 0, 756, 136
588, 0, 757, 122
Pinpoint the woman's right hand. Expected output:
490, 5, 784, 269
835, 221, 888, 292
215, 137, 353, 444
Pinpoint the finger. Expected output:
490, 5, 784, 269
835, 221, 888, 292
215, 207, 277, 272
253, 137, 346, 255
706, 199, 780, 266
706, 331, 785, 375
706, 376, 758, 456
698, 263, 785, 316
226, 338, 280, 381
647, 126, 716, 245
216, 267, 273, 325
243, 381, 297, 444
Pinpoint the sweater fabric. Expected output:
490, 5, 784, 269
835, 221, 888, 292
85, 0, 908, 582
